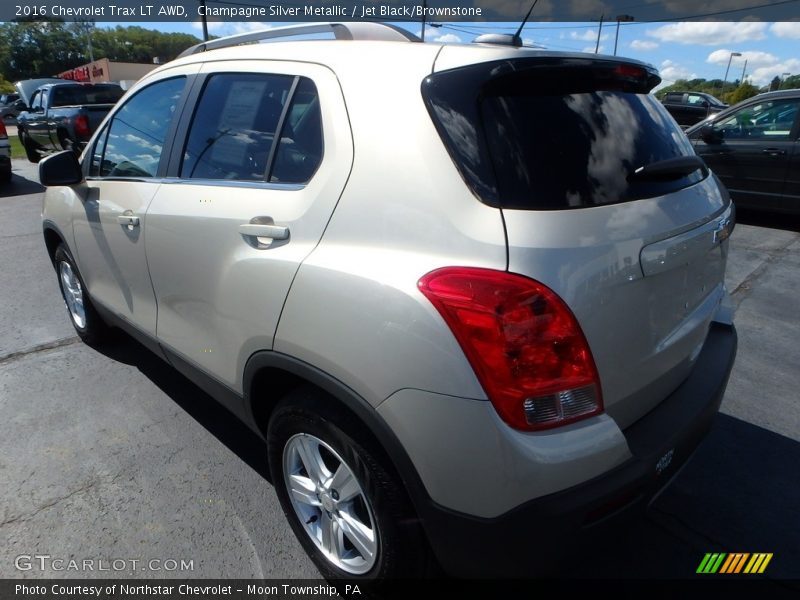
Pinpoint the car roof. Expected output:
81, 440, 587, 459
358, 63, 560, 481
151, 23, 656, 80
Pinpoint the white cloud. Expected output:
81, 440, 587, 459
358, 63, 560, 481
646, 22, 767, 45
749, 59, 800, 86
630, 40, 658, 51
707, 49, 778, 69
570, 30, 608, 42
659, 59, 697, 85
771, 22, 800, 39
432, 33, 462, 44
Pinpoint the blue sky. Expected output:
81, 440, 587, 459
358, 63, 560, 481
111, 20, 800, 89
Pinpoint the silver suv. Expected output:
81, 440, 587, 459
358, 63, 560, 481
40, 23, 737, 580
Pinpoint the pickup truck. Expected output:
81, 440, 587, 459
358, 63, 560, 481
16, 82, 124, 162
660, 91, 728, 128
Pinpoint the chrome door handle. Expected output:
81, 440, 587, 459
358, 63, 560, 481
117, 214, 140, 228
761, 148, 786, 157
239, 223, 289, 240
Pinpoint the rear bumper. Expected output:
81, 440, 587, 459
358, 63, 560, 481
420, 322, 737, 577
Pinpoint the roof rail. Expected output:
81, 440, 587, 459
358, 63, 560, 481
178, 22, 421, 58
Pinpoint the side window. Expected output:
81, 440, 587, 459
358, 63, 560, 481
100, 77, 185, 178
716, 99, 800, 140
687, 94, 707, 107
270, 78, 324, 184
30, 91, 41, 111
181, 73, 293, 180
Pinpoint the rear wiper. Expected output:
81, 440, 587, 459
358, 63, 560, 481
627, 155, 707, 182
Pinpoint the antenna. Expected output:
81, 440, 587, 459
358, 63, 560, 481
513, 0, 540, 46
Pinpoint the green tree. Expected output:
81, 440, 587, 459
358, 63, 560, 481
0, 73, 14, 93
0, 20, 200, 82
724, 83, 760, 105
0, 18, 85, 80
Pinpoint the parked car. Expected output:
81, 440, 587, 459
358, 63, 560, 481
0, 92, 20, 121
661, 91, 728, 128
17, 82, 124, 162
0, 119, 11, 182
39, 23, 737, 582
686, 89, 800, 215
0, 94, 22, 122
2, 78, 64, 122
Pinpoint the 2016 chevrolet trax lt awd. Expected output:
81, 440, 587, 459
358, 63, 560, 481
40, 23, 737, 580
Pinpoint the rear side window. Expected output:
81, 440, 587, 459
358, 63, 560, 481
51, 85, 124, 107
181, 73, 323, 183
423, 59, 703, 209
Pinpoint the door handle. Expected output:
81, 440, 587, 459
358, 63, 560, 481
762, 148, 787, 157
239, 223, 289, 240
117, 214, 140, 228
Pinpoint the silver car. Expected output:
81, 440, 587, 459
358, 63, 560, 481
39, 23, 737, 581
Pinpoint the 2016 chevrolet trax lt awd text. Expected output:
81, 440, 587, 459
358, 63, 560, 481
40, 23, 738, 580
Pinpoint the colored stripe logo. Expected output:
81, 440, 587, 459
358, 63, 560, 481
697, 553, 773, 574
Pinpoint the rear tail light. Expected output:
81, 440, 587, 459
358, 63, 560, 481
0, 120, 7, 139
418, 267, 603, 431
74, 114, 90, 140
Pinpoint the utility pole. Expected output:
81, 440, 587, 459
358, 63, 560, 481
722, 52, 741, 94
740, 59, 747, 85
595, 14, 604, 54
614, 15, 634, 56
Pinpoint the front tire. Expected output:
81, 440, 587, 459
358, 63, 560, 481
267, 388, 432, 583
53, 244, 109, 345
21, 130, 41, 163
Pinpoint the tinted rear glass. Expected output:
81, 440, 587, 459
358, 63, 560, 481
423, 58, 703, 210
51, 85, 124, 107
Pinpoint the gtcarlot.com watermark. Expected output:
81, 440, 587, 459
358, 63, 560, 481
15, 554, 194, 573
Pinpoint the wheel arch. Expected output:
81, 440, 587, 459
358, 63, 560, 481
243, 351, 434, 525
42, 221, 68, 267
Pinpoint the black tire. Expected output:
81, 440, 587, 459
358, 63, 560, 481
22, 130, 41, 163
53, 244, 109, 345
267, 387, 433, 585
0, 166, 10, 183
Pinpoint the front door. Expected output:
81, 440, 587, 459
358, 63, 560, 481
696, 96, 799, 211
73, 71, 195, 336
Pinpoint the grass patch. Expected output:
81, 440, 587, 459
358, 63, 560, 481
9, 134, 24, 158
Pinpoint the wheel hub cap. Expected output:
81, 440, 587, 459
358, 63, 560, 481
59, 261, 86, 329
282, 433, 378, 574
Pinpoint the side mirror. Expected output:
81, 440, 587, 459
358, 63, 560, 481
700, 123, 723, 144
39, 150, 84, 186
13, 99, 27, 111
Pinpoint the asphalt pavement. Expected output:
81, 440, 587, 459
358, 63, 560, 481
1, 157, 798, 582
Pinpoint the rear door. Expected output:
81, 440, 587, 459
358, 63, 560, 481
145, 61, 352, 391
425, 55, 733, 428
694, 96, 799, 211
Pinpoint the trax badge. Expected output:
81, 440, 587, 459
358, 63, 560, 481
656, 449, 674, 475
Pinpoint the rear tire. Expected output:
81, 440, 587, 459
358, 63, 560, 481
53, 244, 109, 345
267, 386, 433, 585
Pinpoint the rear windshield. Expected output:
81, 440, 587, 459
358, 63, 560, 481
51, 85, 124, 107
423, 58, 703, 210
